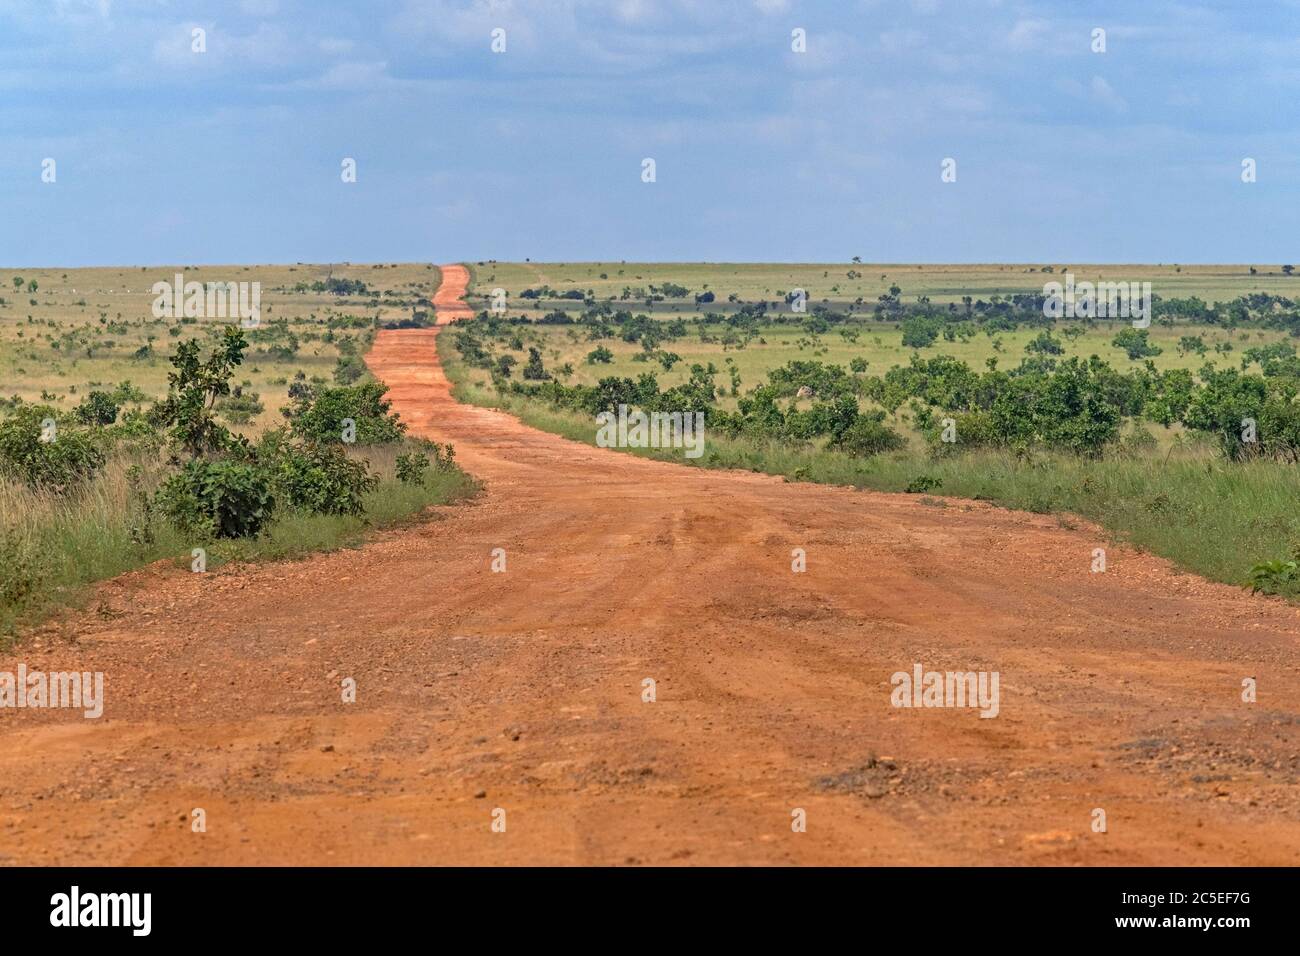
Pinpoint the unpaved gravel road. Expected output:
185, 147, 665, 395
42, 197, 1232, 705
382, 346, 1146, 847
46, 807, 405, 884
2, 264, 1298, 865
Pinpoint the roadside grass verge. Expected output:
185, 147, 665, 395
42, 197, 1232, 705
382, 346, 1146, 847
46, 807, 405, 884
440, 330, 1300, 598
0, 442, 478, 639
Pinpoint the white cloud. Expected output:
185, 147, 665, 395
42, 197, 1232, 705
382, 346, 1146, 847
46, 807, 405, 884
614, 0, 657, 22
280, 60, 412, 92
1089, 75, 1128, 112
1005, 18, 1049, 51
319, 37, 355, 55
878, 29, 926, 54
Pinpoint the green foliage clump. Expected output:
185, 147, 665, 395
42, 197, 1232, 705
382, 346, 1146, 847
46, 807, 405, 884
216, 389, 265, 425
139, 330, 413, 541
259, 434, 376, 517
1025, 331, 1065, 355
0, 406, 104, 492
156, 458, 276, 539
1112, 328, 1163, 360
396, 451, 429, 485
286, 380, 405, 445
1182, 367, 1268, 460
149, 326, 248, 457
905, 475, 943, 494
900, 315, 943, 348
74, 390, 120, 426
1245, 559, 1298, 595
333, 354, 367, 385
523, 347, 550, 381
831, 409, 906, 457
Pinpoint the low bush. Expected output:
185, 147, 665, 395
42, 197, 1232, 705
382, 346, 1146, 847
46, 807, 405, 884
286, 380, 406, 445
0, 530, 43, 613
156, 458, 276, 539
333, 354, 367, 384
74, 391, 120, 426
1245, 559, 1299, 595
261, 437, 376, 517
0, 406, 105, 493
831, 410, 907, 457
396, 451, 429, 484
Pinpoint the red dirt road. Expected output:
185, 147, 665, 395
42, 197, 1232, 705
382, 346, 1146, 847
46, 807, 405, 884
2, 264, 1298, 865
430, 263, 473, 324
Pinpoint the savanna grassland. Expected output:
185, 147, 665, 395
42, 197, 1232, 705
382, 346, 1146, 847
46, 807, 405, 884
468, 261, 1300, 311
444, 261, 1300, 599
0, 262, 475, 636
0, 262, 441, 423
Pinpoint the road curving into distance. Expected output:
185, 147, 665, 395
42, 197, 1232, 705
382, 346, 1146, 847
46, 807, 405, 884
1, 263, 1297, 865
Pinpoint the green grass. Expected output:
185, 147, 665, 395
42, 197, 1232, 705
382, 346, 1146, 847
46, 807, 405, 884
440, 330, 1300, 599
0, 262, 441, 432
467, 260, 1300, 311
0, 261, 468, 640
497, 320, 1277, 397
0, 442, 478, 639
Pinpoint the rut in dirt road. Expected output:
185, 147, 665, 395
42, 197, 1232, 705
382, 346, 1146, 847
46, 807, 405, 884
2, 263, 1298, 866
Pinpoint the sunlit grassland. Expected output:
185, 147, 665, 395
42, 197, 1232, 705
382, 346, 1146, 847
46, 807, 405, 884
440, 264, 1300, 598
0, 262, 442, 433
0, 442, 478, 638
467, 261, 1300, 309
492, 320, 1287, 396
0, 261, 471, 638
463, 317, 1296, 458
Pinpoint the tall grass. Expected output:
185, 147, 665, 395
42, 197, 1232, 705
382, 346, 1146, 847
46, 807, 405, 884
0, 443, 477, 637
442, 341, 1300, 598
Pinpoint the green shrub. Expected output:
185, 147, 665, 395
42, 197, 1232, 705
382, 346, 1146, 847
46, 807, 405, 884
74, 390, 120, 426
905, 475, 943, 494
396, 452, 429, 484
1182, 367, 1267, 460
832, 411, 906, 457
263, 440, 376, 516
1245, 559, 1298, 595
333, 354, 367, 385
0, 407, 105, 492
1004, 359, 1121, 455
1112, 328, 1162, 360
0, 531, 43, 612
216, 389, 265, 425
111, 381, 149, 404
150, 326, 248, 457
495, 354, 518, 379
523, 347, 550, 380
901, 316, 942, 348
156, 459, 276, 539
286, 381, 405, 445
1025, 331, 1065, 355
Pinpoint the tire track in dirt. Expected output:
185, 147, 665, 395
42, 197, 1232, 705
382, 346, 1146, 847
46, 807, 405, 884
1, 263, 1298, 865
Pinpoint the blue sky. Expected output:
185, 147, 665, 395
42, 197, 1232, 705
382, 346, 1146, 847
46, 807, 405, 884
1, 0, 1297, 266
